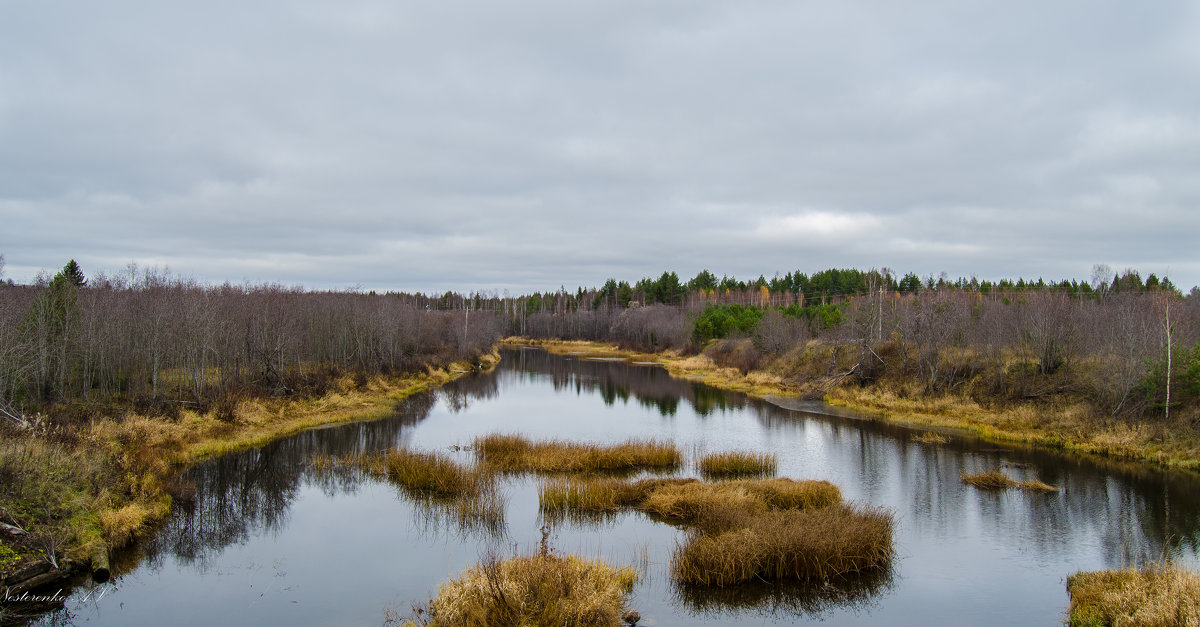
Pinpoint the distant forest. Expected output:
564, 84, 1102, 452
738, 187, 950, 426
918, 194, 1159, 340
1, 261, 1197, 425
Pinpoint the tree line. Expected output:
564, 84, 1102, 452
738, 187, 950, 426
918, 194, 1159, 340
2, 260, 1196, 424
0, 262, 505, 423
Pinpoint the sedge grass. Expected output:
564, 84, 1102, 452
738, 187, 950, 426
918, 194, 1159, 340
537, 477, 699, 525
473, 434, 681, 474
698, 451, 777, 479
912, 432, 949, 444
641, 478, 842, 526
405, 550, 641, 627
318, 448, 506, 535
671, 504, 895, 587
1067, 564, 1200, 627
961, 470, 1059, 492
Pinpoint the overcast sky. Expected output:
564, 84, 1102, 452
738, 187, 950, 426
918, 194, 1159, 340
2, 1, 1198, 293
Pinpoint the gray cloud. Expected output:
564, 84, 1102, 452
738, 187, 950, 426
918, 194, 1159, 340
2, 1, 1198, 293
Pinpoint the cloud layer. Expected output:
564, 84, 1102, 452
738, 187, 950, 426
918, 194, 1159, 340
3, 1, 1198, 292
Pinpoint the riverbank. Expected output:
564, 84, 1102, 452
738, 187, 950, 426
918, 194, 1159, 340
507, 339, 1200, 472
0, 352, 499, 603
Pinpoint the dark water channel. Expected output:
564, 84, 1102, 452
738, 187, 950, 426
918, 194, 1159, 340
40, 348, 1200, 625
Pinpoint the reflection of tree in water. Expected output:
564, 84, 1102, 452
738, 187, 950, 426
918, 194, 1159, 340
673, 566, 893, 620
748, 400, 1200, 568
497, 348, 749, 418
141, 379, 506, 568
439, 371, 500, 414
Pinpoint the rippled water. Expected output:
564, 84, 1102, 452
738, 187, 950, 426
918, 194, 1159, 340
39, 347, 1200, 626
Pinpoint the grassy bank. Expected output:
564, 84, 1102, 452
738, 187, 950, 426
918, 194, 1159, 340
0, 353, 499, 584
510, 339, 1200, 472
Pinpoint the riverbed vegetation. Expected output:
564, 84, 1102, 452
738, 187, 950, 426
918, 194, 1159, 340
697, 451, 778, 479
960, 470, 1059, 492
473, 434, 682, 474
2, 258, 1197, 618
399, 547, 641, 627
533, 473, 886, 587
1066, 564, 1200, 626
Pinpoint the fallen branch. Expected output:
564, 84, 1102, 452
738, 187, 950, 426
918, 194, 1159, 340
0, 404, 29, 428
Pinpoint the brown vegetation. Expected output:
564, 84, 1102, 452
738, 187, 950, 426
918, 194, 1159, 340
697, 451, 777, 479
961, 470, 1059, 492
313, 447, 505, 535
672, 504, 894, 587
535, 474, 884, 588
472, 434, 681, 474
1066, 564, 1200, 626
401, 549, 640, 627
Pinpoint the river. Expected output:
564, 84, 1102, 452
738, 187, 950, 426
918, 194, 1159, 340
35, 347, 1200, 625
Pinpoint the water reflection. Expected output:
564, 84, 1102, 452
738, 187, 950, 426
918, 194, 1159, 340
140, 384, 474, 570
498, 348, 750, 418
674, 569, 893, 621
39, 347, 1200, 627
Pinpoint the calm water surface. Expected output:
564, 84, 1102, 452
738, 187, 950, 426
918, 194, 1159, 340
41, 348, 1200, 625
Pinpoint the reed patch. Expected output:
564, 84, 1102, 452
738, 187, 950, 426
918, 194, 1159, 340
313, 449, 504, 535
1066, 564, 1200, 627
912, 432, 948, 444
672, 504, 895, 587
535, 474, 883, 588
473, 434, 681, 474
961, 470, 1059, 492
697, 451, 777, 479
401, 550, 641, 627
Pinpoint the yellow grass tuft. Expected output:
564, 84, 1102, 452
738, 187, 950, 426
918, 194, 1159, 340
641, 478, 841, 525
407, 551, 641, 627
698, 451, 777, 479
671, 504, 895, 587
473, 434, 681, 474
961, 470, 1059, 492
1067, 564, 1200, 627
912, 432, 948, 444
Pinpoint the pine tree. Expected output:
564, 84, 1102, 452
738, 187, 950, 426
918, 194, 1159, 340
61, 259, 86, 287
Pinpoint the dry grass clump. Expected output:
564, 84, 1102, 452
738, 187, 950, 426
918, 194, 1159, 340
538, 477, 698, 524
406, 551, 641, 627
538, 476, 840, 527
321, 448, 505, 535
473, 434, 681, 474
1066, 564, 1200, 627
383, 449, 487, 498
672, 504, 895, 587
912, 432, 949, 444
534, 474, 877, 588
698, 451, 778, 479
641, 478, 841, 525
961, 470, 1059, 492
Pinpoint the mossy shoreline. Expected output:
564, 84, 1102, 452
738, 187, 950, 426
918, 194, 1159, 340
508, 338, 1200, 472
